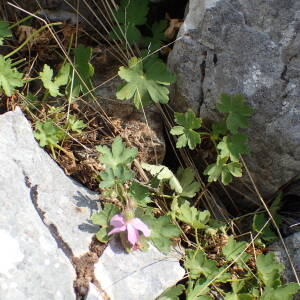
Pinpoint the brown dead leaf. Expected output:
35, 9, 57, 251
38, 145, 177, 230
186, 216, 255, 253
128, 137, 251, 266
164, 14, 183, 40
60, 24, 80, 46
59, 152, 77, 175
16, 25, 36, 48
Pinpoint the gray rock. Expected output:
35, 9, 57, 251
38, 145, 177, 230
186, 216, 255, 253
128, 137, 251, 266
272, 233, 300, 283
0, 108, 99, 257
272, 233, 300, 298
168, 0, 300, 199
0, 108, 100, 299
86, 283, 105, 300
93, 238, 185, 300
0, 110, 76, 299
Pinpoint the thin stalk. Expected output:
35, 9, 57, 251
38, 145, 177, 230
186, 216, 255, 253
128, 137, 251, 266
4, 22, 62, 59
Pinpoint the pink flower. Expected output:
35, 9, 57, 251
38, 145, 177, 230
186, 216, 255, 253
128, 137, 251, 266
108, 214, 151, 246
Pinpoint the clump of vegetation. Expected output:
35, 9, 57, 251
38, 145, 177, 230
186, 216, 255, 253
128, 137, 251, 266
1, 0, 299, 299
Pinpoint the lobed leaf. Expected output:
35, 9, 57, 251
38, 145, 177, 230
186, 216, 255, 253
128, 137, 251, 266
91, 203, 120, 243
175, 201, 210, 229
222, 236, 250, 267
176, 167, 201, 198
204, 156, 242, 185
186, 278, 213, 300
96, 136, 138, 169
0, 55, 24, 96
66, 115, 86, 133
217, 134, 249, 162
110, 0, 149, 44
141, 214, 181, 254
40, 63, 70, 97
185, 249, 230, 282
256, 252, 284, 288
0, 21, 12, 45
216, 94, 254, 134
69, 45, 94, 97
117, 57, 175, 109
170, 110, 202, 150
128, 181, 152, 208
34, 120, 65, 147
157, 284, 185, 300
141, 162, 182, 194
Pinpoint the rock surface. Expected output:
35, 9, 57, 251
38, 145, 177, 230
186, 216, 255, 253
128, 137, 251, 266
272, 233, 300, 298
0, 108, 82, 299
92, 239, 185, 300
168, 0, 300, 199
0, 108, 185, 299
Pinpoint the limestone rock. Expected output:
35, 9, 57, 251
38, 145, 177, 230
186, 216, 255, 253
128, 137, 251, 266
0, 108, 99, 257
0, 109, 77, 299
168, 0, 300, 199
272, 233, 300, 299
92, 239, 185, 300
0, 108, 100, 299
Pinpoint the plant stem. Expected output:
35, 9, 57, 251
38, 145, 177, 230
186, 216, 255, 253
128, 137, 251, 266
4, 22, 62, 59
9, 14, 35, 29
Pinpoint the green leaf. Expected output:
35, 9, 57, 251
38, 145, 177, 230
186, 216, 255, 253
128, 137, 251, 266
40, 63, 70, 97
224, 293, 254, 300
116, 57, 175, 109
222, 236, 250, 267
256, 252, 284, 288
95, 227, 111, 243
186, 279, 213, 300
175, 201, 210, 229
48, 106, 65, 122
170, 110, 202, 150
252, 213, 278, 242
96, 136, 138, 170
69, 44, 94, 97
0, 55, 24, 96
232, 280, 246, 294
34, 120, 65, 147
184, 249, 230, 281
92, 203, 120, 243
142, 215, 181, 254
0, 21, 12, 45
176, 167, 201, 198
216, 94, 254, 134
99, 165, 134, 188
114, 0, 148, 25
211, 120, 228, 139
110, 23, 141, 45
260, 283, 300, 300
140, 50, 163, 71
141, 162, 182, 194
217, 134, 249, 162
128, 181, 152, 207
143, 20, 168, 51
110, 0, 149, 44
157, 284, 185, 300
55, 63, 71, 87
203, 156, 242, 185
91, 203, 120, 227
66, 115, 86, 133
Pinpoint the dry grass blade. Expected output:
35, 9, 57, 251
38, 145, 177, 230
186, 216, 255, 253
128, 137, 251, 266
241, 155, 300, 284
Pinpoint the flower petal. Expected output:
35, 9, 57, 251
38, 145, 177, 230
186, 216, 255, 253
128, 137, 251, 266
110, 214, 125, 227
127, 223, 139, 245
130, 218, 151, 237
108, 225, 126, 236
